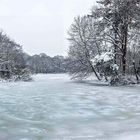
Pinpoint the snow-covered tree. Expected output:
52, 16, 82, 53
67, 0, 140, 85
0, 31, 31, 81
96, 0, 140, 75
68, 16, 102, 80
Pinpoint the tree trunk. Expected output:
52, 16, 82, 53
122, 25, 128, 75
89, 61, 101, 81
133, 61, 139, 84
122, 46, 127, 75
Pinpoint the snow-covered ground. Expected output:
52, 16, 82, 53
0, 74, 140, 140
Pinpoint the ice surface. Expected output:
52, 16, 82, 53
0, 74, 140, 140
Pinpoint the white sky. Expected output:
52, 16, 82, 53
0, 0, 96, 56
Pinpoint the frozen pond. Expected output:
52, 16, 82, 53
0, 74, 140, 140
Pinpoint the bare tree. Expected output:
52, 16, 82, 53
68, 16, 102, 80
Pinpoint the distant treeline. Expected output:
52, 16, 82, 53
25, 54, 68, 74
0, 31, 68, 81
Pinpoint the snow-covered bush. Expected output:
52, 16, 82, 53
92, 52, 114, 64
13, 68, 32, 82
92, 51, 119, 81
91, 51, 136, 86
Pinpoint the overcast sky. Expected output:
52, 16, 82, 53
0, 0, 96, 56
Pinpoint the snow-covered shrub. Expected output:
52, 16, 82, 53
92, 51, 119, 80
93, 52, 114, 64
91, 51, 136, 86
13, 68, 32, 82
